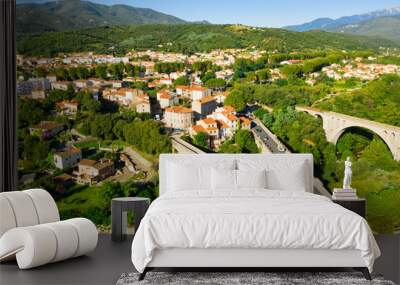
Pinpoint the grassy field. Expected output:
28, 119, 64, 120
57, 184, 100, 212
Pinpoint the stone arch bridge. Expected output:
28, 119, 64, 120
296, 106, 400, 161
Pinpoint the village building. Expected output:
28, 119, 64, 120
190, 86, 211, 101
192, 96, 217, 119
46, 74, 57, 83
214, 92, 229, 105
175, 85, 191, 97
17, 78, 51, 97
190, 118, 231, 148
175, 85, 211, 101
51, 81, 71, 91
28, 89, 46, 100
159, 77, 174, 86
75, 159, 115, 185
239, 116, 252, 130
56, 100, 79, 116
74, 79, 91, 89
53, 174, 74, 194
53, 147, 82, 169
136, 94, 152, 114
164, 106, 193, 130
103, 88, 144, 106
280, 59, 304, 65
156, 90, 178, 109
215, 69, 234, 81
209, 106, 239, 130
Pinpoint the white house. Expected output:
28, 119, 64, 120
53, 148, 82, 169
192, 96, 217, 119
164, 106, 193, 130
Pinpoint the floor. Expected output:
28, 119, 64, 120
1, 234, 398, 285
0, 234, 134, 285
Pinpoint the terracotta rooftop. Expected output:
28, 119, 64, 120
198, 96, 216, 104
176, 85, 191, 90
165, 106, 192, 113
55, 147, 81, 157
190, 86, 207, 92
226, 113, 238, 121
54, 173, 73, 182
32, 121, 63, 130
79, 159, 97, 166
202, 118, 217, 124
192, 125, 207, 133
240, 117, 251, 125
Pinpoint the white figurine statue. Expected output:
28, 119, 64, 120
343, 157, 352, 190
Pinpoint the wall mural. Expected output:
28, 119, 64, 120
16, 0, 400, 234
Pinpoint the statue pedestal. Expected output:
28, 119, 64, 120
332, 188, 358, 200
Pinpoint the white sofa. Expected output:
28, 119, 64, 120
0, 189, 98, 269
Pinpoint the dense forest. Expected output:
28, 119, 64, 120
17, 24, 398, 57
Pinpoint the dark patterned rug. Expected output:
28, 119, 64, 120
116, 272, 395, 285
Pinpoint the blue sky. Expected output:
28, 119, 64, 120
18, 0, 400, 27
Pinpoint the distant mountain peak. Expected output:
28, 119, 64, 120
284, 6, 400, 32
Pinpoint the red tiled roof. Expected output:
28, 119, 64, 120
202, 118, 216, 124
165, 106, 192, 113
192, 125, 207, 133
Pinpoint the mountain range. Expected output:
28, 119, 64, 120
16, 0, 187, 34
284, 7, 400, 41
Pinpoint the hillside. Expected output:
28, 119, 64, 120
16, 0, 186, 34
16, 24, 399, 57
285, 6, 400, 32
314, 74, 400, 127
329, 16, 400, 42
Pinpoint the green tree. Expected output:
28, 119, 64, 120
54, 67, 69, 81
76, 91, 101, 114
33, 67, 47, 78
192, 61, 212, 73
235, 130, 259, 153
108, 63, 125, 80
90, 114, 114, 140
95, 64, 108, 80
205, 78, 226, 90
173, 76, 190, 87
201, 71, 215, 83
281, 64, 304, 79
193, 132, 208, 149
76, 66, 90, 79
124, 120, 171, 155
224, 91, 246, 111
255, 69, 271, 83
218, 140, 241, 153
97, 181, 125, 209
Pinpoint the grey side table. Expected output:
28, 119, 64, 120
111, 197, 150, 242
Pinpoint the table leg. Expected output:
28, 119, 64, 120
111, 202, 123, 242
133, 202, 149, 235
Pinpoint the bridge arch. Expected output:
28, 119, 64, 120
332, 126, 395, 158
295, 106, 400, 161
